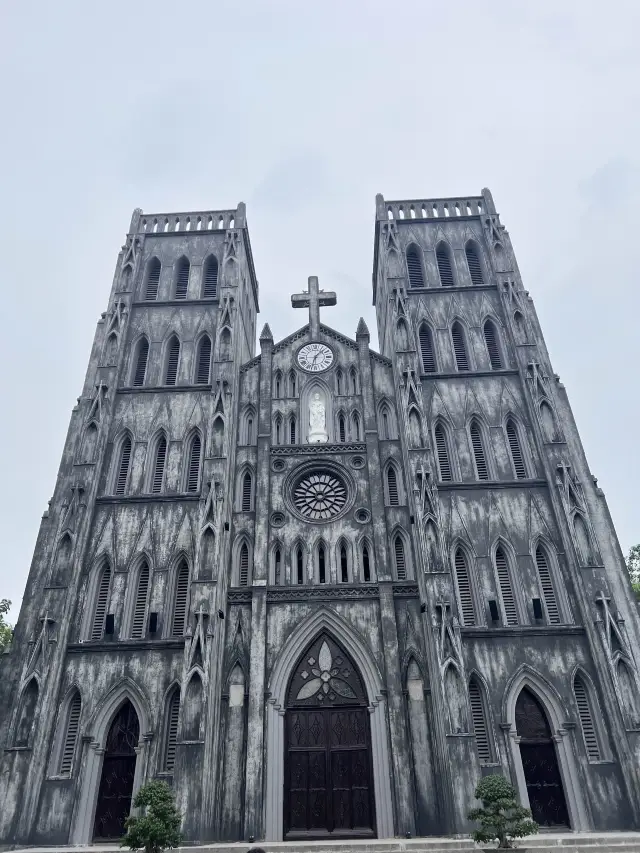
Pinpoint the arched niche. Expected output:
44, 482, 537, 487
300, 377, 334, 445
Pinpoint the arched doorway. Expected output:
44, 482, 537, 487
515, 688, 569, 827
284, 633, 376, 839
93, 699, 140, 840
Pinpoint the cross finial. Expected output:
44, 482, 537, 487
291, 276, 337, 338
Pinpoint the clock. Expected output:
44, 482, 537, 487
297, 343, 334, 373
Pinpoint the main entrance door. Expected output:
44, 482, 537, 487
515, 688, 569, 827
284, 634, 375, 838
93, 700, 140, 840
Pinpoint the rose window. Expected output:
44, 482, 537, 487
293, 471, 347, 521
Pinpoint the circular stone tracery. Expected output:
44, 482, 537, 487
293, 472, 347, 521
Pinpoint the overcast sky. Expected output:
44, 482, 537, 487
1, 1, 639, 619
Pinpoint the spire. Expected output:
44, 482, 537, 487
259, 323, 273, 342
356, 317, 370, 341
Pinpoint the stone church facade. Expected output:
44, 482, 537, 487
2, 190, 640, 844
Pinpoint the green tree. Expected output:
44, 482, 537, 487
468, 774, 538, 849
626, 545, 640, 599
121, 781, 182, 853
0, 600, 13, 652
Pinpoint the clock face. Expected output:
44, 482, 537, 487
297, 343, 334, 373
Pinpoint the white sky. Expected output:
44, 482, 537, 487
1, 1, 639, 619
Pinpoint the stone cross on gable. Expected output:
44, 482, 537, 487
291, 276, 337, 338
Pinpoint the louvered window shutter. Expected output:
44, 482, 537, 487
165, 338, 180, 385
406, 247, 424, 288
394, 537, 406, 580
175, 259, 189, 299
495, 547, 518, 625
452, 323, 469, 370
535, 546, 560, 623
339, 416, 346, 443
466, 243, 484, 285
91, 566, 111, 639
239, 544, 249, 586
133, 339, 149, 387
242, 473, 252, 511
387, 467, 399, 505
434, 425, 452, 481
145, 259, 160, 300
506, 420, 526, 478
362, 546, 371, 582
574, 677, 601, 760
60, 692, 82, 774
196, 336, 211, 384
437, 244, 454, 287
115, 437, 131, 495
172, 562, 189, 635
470, 422, 488, 480
164, 691, 180, 771
341, 546, 348, 582
469, 680, 491, 762
152, 437, 167, 493
484, 321, 502, 369
290, 418, 296, 444
454, 549, 476, 625
203, 257, 218, 298
131, 563, 150, 638
419, 325, 436, 373
186, 435, 201, 492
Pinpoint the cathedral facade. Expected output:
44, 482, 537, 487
2, 190, 640, 844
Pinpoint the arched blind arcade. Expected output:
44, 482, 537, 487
419, 324, 436, 373
465, 242, 484, 285
406, 245, 424, 288
436, 243, 455, 287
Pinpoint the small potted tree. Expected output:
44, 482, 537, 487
468, 774, 538, 849
122, 780, 182, 853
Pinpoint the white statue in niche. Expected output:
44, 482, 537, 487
308, 391, 329, 444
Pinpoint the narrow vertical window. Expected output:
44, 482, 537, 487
132, 338, 149, 387
362, 545, 371, 582
59, 692, 82, 774
436, 242, 455, 287
151, 435, 167, 493
465, 242, 484, 285
174, 257, 190, 299
318, 545, 326, 584
535, 545, 560, 623
15, 680, 39, 747
483, 320, 502, 369
145, 258, 161, 300
171, 561, 189, 636
454, 548, 476, 625
387, 466, 399, 505
274, 372, 282, 398
352, 412, 361, 441
114, 435, 132, 495
350, 368, 358, 394
239, 543, 249, 586
451, 322, 469, 370
338, 414, 346, 443
495, 546, 518, 625
290, 416, 296, 445
274, 548, 282, 585
574, 675, 601, 760
131, 561, 150, 638
165, 336, 180, 385
468, 678, 491, 762
219, 327, 232, 360
289, 371, 296, 397
186, 434, 201, 492
406, 245, 424, 288
434, 423, 452, 481
164, 689, 180, 771
470, 421, 489, 480
340, 545, 349, 583
195, 335, 212, 384
297, 546, 304, 585
275, 416, 282, 445
394, 536, 406, 580
506, 419, 527, 478
241, 472, 252, 511
419, 324, 436, 373
336, 369, 343, 395
382, 410, 390, 439
202, 255, 218, 298
91, 563, 111, 639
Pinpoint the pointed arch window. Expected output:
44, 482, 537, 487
317, 543, 327, 584
469, 677, 492, 762
340, 543, 349, 583
387, 465, 400, 506
336, 369, 343, 395
506, 418, 527, 478
241, 471, 252, 511
274, 371, 282, 398
296, 545, 304, 585
290, 416, 297, 445
219, 327, 232, 361
465, 242, 484, 285
81, 422, 98, 463
195, 335, 212, 384
145, 257, 161, 300
338, 414, 346, 443
470, 420, 489, 480
202, 255, 218, 298
419, 323, 436, 373
394, 535, 407, 580
105, 333, 118, 365
151, 434, 167, 493
451, 321, 469, 371
352, 411, 361, 441
574, 674, 601, 761
59, 691, 82, 774
114, 434, 132, 495
535, 544, 560, 623
171, 560, 189, 636
350, 368, 359, 394
495, 545, 518, 625
434, 423, 453, 481
164, 336, 180, 385
362, 543, 371, 582
239, 543, 249, 586
132, 337, 149, 387
174, 257, 190, 299
91, 561, 112, 639
131, 561, 150, 638
186, 433, 202, 492
483, 320, 502, 369
436, 242, 455, 287
289, 370, 297, 397
396, 319, 410, 351
406, 245, 425, 288
163, 688, 180, 771
454, 547, 476, 626
274, 414, 282, 445
274, 547, 282, 585
15, 679, 39, 747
